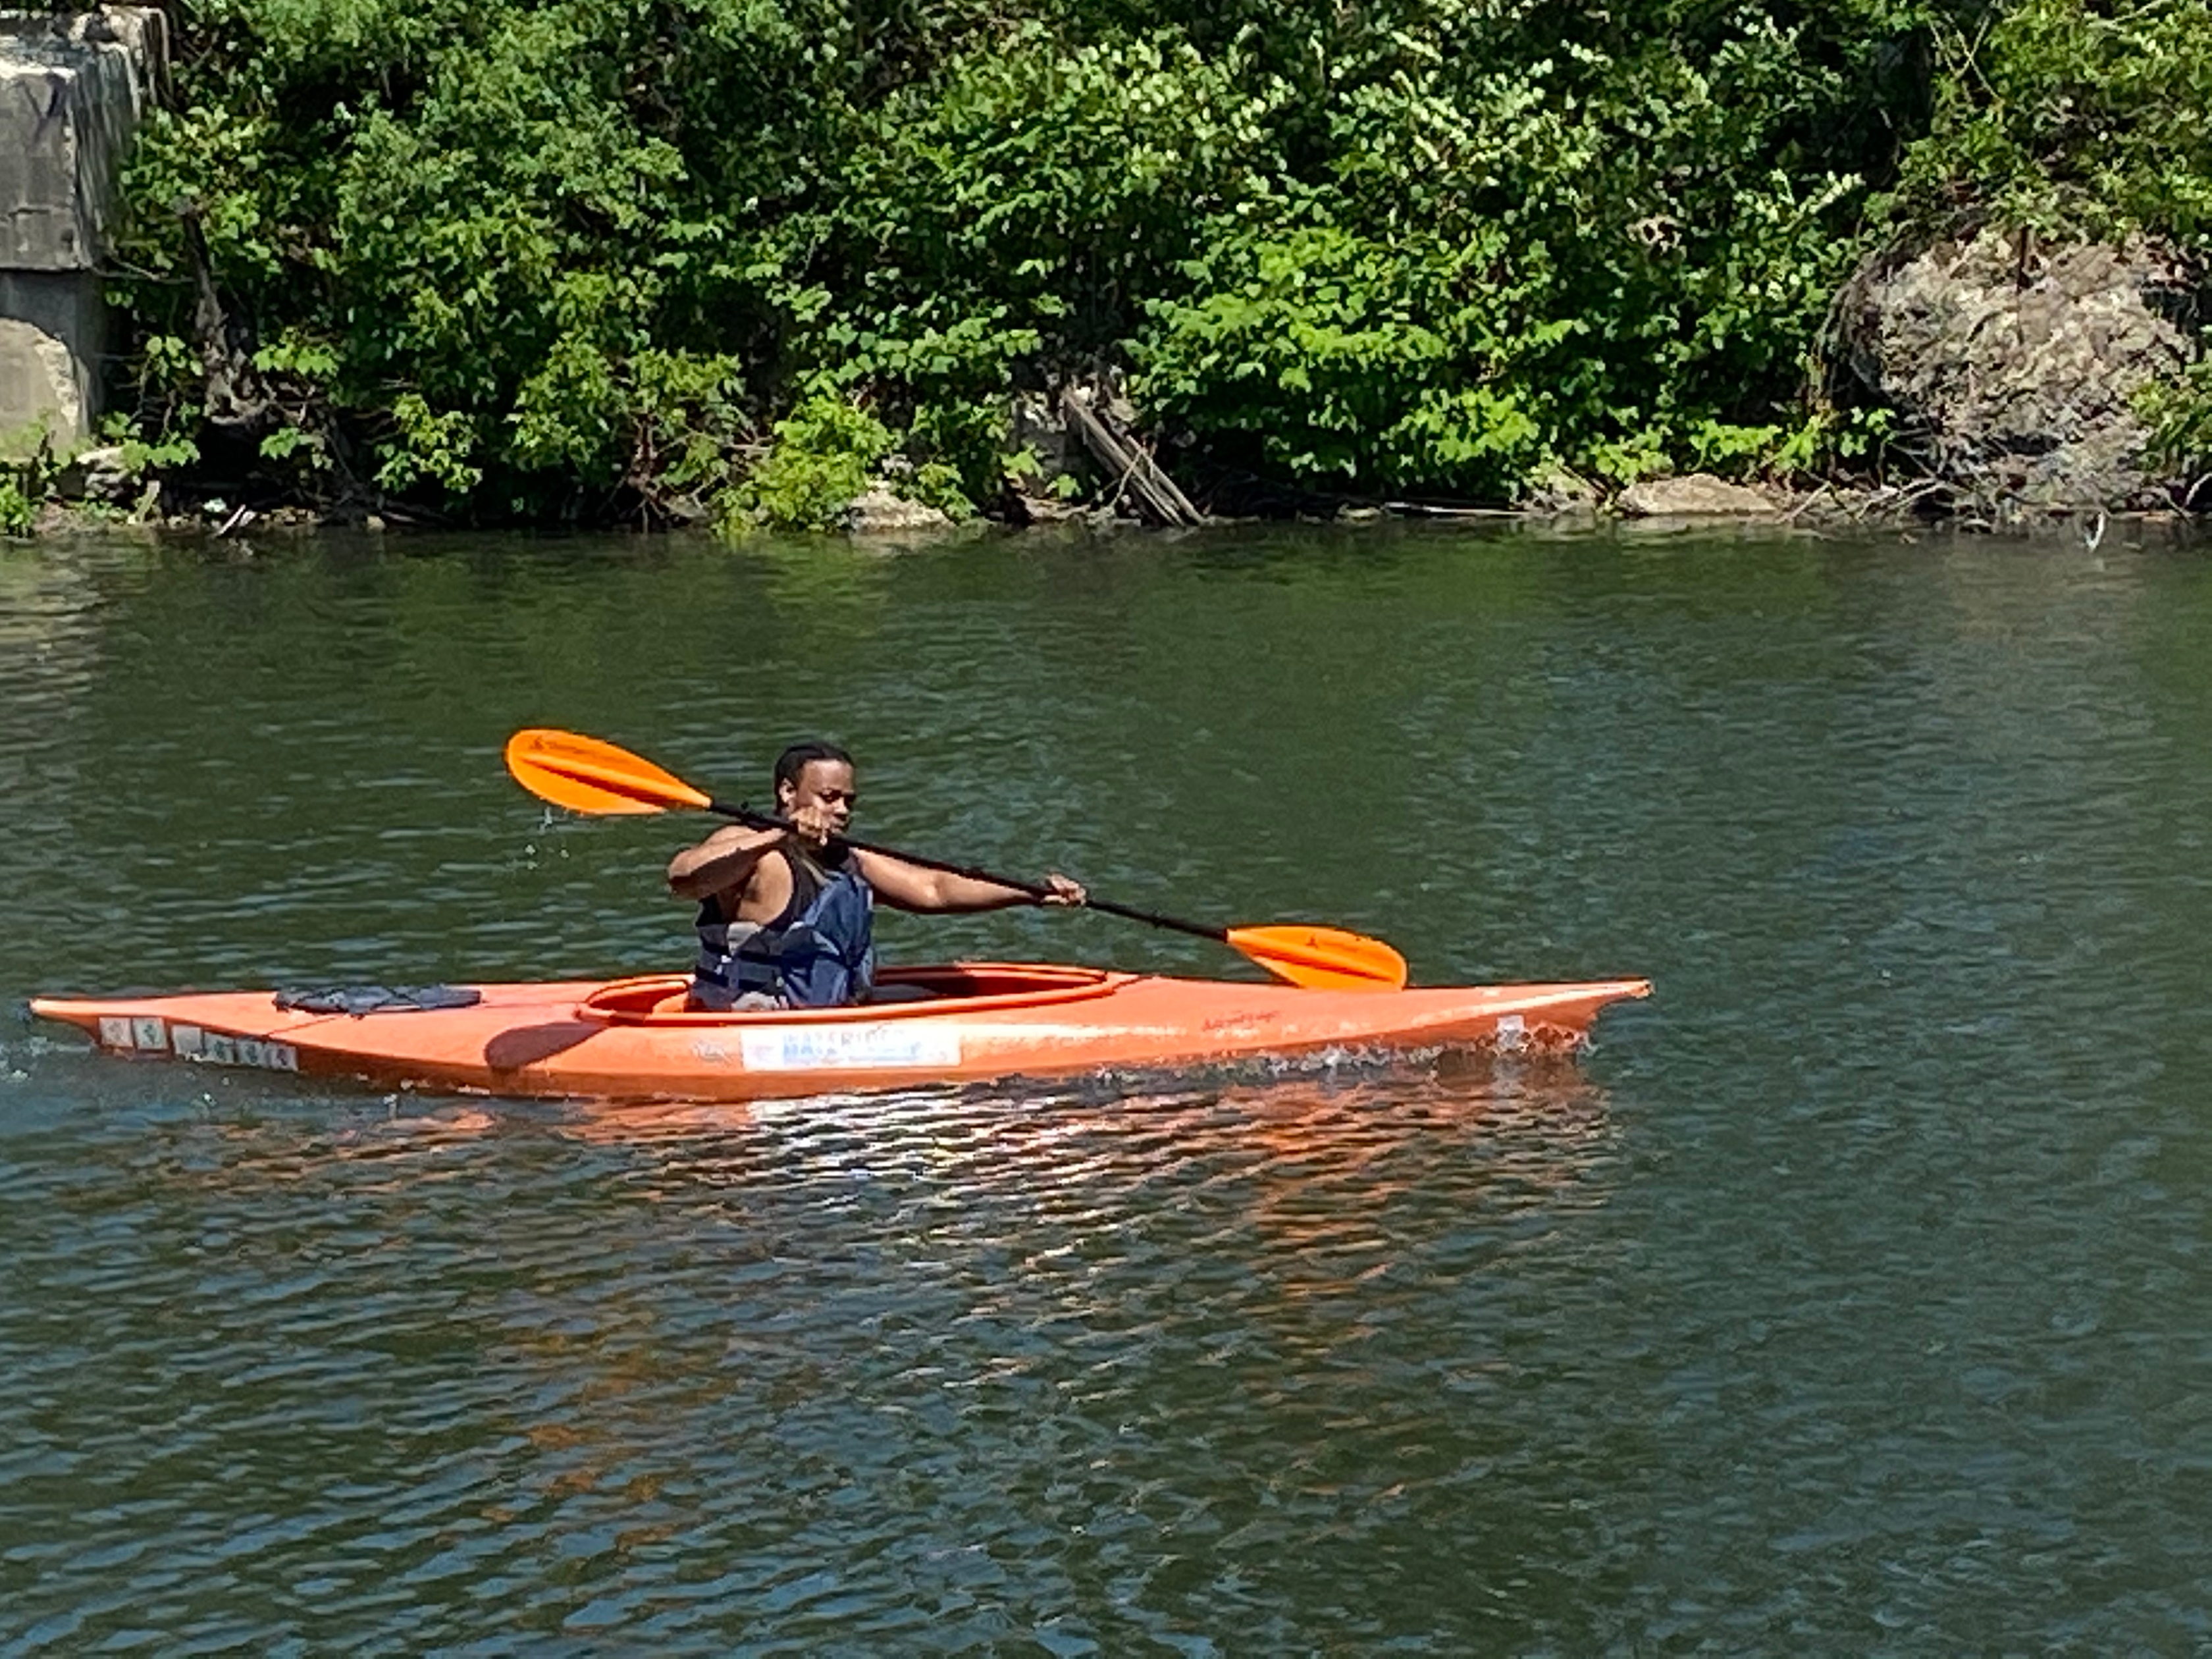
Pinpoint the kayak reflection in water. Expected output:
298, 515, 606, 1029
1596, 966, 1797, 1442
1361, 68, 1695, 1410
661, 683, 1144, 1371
666, 740, 1087, 1011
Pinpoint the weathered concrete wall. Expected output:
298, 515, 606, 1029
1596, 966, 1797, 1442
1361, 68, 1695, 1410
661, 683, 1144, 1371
0, 8, 163, 446
0, 269, 101, 433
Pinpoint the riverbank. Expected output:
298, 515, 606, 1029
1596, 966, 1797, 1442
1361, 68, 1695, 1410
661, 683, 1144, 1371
37, 0, 2193, 540
15, 468, 2199, 547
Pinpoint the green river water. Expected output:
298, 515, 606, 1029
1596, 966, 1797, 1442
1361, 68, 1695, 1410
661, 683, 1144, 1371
2, 521, 2209, 1651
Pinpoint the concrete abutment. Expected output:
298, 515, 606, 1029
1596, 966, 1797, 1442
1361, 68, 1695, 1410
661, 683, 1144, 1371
0, 7, 163, 449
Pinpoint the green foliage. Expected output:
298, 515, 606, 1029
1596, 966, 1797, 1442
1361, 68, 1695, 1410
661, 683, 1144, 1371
2140, 361, 2212, 483
1766, 404, 1897, 478
726, 392, 895, 532
903, 397, 1005, 514
0, 477, 34, 537
117, 0, 773, 521
95, 409, 201, 481
101, 0, 2201, 521
1135, 220, 1549, 495
0, 419, 72, 535
1124, 0, 1904, 493
903, 460, 979, 521
1896, 0, 2212, 257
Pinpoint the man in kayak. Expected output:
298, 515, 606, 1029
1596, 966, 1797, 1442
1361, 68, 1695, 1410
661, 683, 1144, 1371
667, 740, 1087, 1009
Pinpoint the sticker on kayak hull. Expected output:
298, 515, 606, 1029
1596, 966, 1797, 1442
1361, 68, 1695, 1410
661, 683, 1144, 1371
739, 1025, 961, 1071
195, 1030, 299, 1072
100, 1015, 174, 1051
95, 1014, 296, 1072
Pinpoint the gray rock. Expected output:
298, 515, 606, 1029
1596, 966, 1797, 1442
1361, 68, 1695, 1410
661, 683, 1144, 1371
0, 7, 165, 271
1834, 229, 2193, 511
54, 439, 132, 501
0, 9, 167, 441
1521, 461, 1602, 515
1010, 488, 1085, 526
1618, 473, 1780, 517
841, 486, 953, 535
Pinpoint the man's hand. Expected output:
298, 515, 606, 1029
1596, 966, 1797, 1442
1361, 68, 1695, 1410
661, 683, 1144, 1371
1038, 872, 1087, 907
784, 801, 841, 851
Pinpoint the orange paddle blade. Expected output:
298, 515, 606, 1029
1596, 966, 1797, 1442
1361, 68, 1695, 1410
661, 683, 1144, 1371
1224, 925, 1409, 991
505, 729, 713, 816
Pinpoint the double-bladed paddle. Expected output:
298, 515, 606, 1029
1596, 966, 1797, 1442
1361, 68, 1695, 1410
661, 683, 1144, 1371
504, 727, 1409, 991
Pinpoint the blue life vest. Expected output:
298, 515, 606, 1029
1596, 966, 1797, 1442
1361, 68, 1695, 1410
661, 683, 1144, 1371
692, 848, 876, 1009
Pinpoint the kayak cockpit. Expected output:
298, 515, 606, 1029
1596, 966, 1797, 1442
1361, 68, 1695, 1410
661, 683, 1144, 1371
575, 961, 1130, 1026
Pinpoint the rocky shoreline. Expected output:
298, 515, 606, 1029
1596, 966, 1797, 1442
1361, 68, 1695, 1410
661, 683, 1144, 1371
25, 467, 2192, 545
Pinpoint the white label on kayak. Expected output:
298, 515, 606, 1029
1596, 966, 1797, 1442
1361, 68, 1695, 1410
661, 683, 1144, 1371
1496, 1014, 1527, 1052
171, 1024, 203, 1057
98, 1016, 132, 1049
739, 1024, 962, 1071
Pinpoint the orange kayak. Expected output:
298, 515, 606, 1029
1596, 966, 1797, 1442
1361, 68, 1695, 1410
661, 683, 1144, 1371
29, 962, 1650, 1104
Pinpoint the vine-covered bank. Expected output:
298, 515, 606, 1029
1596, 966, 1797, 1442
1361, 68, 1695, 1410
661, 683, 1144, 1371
76, 0, 2212, 528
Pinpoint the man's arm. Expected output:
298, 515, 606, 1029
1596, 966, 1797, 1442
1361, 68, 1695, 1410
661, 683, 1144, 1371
855, 848, 1086, 914
668, 824, 787, 901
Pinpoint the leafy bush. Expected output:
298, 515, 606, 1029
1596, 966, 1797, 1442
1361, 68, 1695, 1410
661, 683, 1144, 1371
725, 392, 894, 532
0, 418, 71, 534
2141, 361, 2212, 491
1895, 0, 2212, 254
0, 475, 34, 537
1135, 219, 1550, 496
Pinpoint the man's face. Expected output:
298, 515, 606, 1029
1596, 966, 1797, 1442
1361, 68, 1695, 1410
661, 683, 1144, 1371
778, 759, 858, 839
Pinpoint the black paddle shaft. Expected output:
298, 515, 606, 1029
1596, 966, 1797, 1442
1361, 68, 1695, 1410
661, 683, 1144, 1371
708, 797, 1229, 945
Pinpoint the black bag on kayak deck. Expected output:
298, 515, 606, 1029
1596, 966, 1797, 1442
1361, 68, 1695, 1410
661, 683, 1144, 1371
273, 984, 485, 1017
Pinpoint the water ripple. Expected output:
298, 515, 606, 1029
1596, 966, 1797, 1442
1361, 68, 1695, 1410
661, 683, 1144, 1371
8, 528, 2212, 1649
0, 1060, 1625, 1651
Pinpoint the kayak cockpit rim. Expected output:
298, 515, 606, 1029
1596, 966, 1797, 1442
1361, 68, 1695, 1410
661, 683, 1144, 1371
574, 961, 1135, 1026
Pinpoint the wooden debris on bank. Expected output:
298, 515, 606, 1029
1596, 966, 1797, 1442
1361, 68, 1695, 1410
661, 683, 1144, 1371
1379, 500, 1526, 518
1058, 386, 1203, 527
